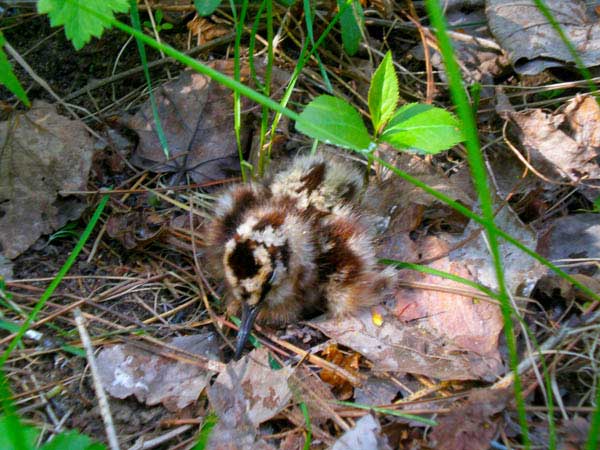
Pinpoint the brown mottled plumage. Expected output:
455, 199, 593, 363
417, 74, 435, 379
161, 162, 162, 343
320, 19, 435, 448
207, 154, 394, 358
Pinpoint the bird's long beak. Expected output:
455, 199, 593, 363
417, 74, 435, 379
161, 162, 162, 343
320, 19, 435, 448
234, 302, 261, 359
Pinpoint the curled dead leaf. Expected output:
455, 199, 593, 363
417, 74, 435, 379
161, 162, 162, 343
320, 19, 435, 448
320, 344, 361, 400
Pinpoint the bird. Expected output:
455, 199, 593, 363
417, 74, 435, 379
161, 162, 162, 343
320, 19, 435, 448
206, 153, 395, 358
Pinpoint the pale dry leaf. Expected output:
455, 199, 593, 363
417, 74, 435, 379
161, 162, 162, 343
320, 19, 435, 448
311, 308, 503, 381
208, 347, 292, 427
0, 101, 94, 259
97, 333, 220, 411
450, 203, 546, 296
331, 414, 391, 450
487, 0, 600, 75
395, 256, 504, 367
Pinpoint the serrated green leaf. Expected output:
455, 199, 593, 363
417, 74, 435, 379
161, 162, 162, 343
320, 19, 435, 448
40, 430, 106, 450
381, 103, 464, 154
337, 0, 363, 56
37, 0, 130, 50
194, 0, 222, 16
0, 415, 39, 450
0, 34, 30, 107
296, 95, 373, 151
368, 51, 398, 133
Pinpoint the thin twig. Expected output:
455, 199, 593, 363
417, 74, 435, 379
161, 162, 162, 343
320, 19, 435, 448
74, 308, 121, 450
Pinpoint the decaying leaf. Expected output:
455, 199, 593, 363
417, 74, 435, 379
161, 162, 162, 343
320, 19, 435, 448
127, 62, 250, 185
320, 344, 361, 400
508, 95, 600, 200
331, 414, 391, 450
208, 347, 292, 428
488, 0, 600, 75
97, 333, 220, 411
106, 209, 167, 249
541, 213, 600, 268
311, 308, 502, 381
429, 388, 510, 450
558, 417, 591, 450
0, 101, 94, 259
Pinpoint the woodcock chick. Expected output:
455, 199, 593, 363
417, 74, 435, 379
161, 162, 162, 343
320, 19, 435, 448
207, 153, 395, 358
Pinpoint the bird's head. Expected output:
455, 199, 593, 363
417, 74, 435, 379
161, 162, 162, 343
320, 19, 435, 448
222, 212, 291, 358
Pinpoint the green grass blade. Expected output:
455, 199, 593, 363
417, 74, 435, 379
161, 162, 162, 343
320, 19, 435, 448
229, 0, 249, 181
129, 1, 169, 159
381, 259, 497, 298
424, 1, 528, 445
300, 401, 312, 450
256, 0, 274, 177
192, 411, 219, 450
302, 0, 333, 93
335, 400, 438, 426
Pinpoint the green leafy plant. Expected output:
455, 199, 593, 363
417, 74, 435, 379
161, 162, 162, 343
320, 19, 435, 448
0, 415, 105, 450
47, 221, 81, 244
143, 9, 173, 32
297, 51, 464, 154
38, 0, 130, 50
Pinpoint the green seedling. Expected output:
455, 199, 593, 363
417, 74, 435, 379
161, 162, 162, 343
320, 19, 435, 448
143, 9, 173, 32
296, 51, 464, 155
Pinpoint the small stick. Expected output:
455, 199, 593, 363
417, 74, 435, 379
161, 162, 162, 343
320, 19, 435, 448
74, 308, 121, 450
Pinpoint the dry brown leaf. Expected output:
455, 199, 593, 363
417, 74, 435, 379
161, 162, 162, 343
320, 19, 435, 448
540, 213, 600, 268
429, 388, 510, 450
508, 95, 600, 200
488, 0, 600, 75
354, 376, 398, 406
0, 101, 94, 259
187, 16, 229, 46
97, 333, 220, 411
127, 62, 250, 185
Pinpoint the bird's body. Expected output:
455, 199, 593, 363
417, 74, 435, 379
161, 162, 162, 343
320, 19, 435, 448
207, 153, 394, 357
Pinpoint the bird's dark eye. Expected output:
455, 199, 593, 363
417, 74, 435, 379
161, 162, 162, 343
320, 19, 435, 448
228, 241, 259, 279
